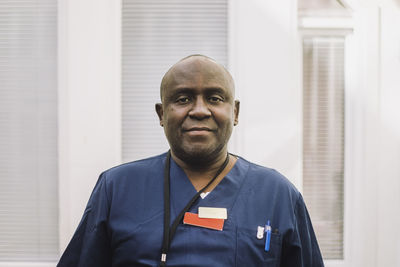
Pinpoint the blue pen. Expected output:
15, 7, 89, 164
264, 220, 271, 252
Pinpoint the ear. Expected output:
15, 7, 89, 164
155, 103, 164, 127
233, 100, 240, 126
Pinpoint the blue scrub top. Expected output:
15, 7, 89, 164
58, 152, 324, 267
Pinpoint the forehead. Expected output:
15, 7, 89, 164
162, 57, 234, 97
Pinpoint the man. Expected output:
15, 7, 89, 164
58, 55, 324, 266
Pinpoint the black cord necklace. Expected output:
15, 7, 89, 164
159, 150, 230, 267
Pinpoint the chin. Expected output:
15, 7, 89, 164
175, 144, 224, 165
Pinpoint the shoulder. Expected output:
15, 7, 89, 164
238, 156, 300, 201
99, 152, 167, 185
106, 152, 165, 174
93, 152, 167, 202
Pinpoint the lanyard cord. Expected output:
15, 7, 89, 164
160, 151, 230, 267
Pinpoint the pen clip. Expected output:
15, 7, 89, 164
257, 226, 265, 239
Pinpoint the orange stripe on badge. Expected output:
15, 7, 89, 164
183, 212, 224, 231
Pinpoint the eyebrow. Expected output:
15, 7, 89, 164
171, 87, 227, 96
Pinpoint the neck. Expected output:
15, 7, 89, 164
170, 149, 236, 191
170, 149, 228, 173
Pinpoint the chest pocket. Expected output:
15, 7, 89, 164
236, 227, 282, 267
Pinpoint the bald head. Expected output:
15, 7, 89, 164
160, 55, 235, 102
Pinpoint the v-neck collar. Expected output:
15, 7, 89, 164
168, 155, 250, 223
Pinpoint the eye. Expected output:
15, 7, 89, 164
208, 95, 223, 103
176, 96, 190, 104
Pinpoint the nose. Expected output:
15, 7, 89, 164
188, 97, 211, 119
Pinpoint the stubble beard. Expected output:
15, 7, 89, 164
171, 138, 227, 168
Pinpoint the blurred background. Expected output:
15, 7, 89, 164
0, 0, 399, 266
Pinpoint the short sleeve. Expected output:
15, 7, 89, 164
57, 173, 112, 267
280, 193, 325, 267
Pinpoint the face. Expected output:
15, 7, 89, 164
156, 56, 239, 164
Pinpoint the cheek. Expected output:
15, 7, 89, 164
214, 108, 235, 127
164, 107, 186, 128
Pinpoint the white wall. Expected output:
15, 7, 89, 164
376, 2, 400, 266
344, 6, 381, 267
229, 0, 302, 189
58, 0, 121, 252
344, 1, 400, 266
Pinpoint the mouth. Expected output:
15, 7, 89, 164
182, 127, 215, 137
184, 127, 213, 132
183, 127, 212, 132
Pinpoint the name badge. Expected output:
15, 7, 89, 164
183, 212, 224, 231
198, 207, 227, 219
